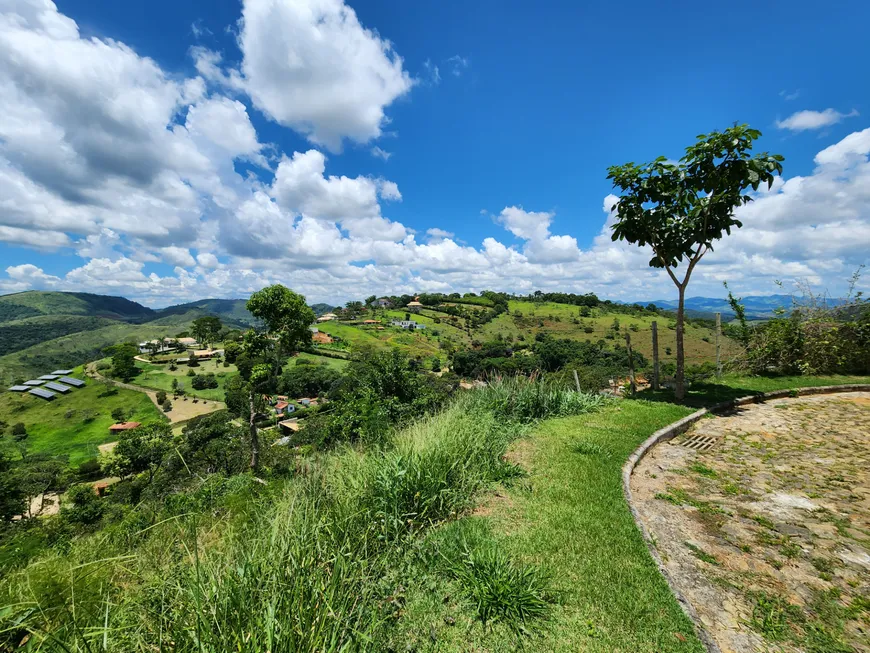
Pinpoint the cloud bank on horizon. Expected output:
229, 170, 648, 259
0, 0, 868, 307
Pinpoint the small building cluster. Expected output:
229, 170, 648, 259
137, 337, 199, 354
391, 320, 426, 330
8, 370, 84, 401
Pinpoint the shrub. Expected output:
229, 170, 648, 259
62, 484, 103, 525
186, 369, 195, 377
155, 391, 167, 404
162, 400, 172, 413
191, 373, 219, 390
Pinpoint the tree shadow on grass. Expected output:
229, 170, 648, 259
633, 382, 764, 409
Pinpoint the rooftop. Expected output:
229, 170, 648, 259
109, 421, 141, 431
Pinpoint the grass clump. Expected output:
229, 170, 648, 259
451, 544, 554, 631
469, 375, 610, 422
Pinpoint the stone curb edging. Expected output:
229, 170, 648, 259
621, 384, 870, 653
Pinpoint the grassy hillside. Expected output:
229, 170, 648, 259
310, 300, 737, 370
315, 318, 443, 362
501, 300, 741, 365
0, 291, 155, 323
0, 314, 202, 385
0, 368, 164, 466
0, 315, 120, 357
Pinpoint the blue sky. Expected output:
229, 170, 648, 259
0, 0, 868, 306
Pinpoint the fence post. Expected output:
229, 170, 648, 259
715, 312, 722, 378
625, 332, 636, 396
651, 321, 660, 391
572, 369, 581, 393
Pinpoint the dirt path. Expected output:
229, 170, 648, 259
632, 392, 870, 652
86, 363, 225, 423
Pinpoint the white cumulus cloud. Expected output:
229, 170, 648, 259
776, 108, 859, 131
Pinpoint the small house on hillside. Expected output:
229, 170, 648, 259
109, 421, 141, 433
316, 313, 338, 322
362, 320, 379, 325
376, 298, 391, 308
391, 320, 425, 330
176, 337, 198, 347
406, 301, 423, 311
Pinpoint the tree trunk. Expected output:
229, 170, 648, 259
248, 390, 260, 471
675, 287, 686, 401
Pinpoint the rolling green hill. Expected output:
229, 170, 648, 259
0, 315, 120, 357
0, 312, 204, 385
308, 299, 738, 371
0, 291, 155, 323
156, 298, 255, 327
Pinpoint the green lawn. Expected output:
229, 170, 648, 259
396, 374, 869, 651
0, 369, 165, 466
638, 373, 870, 407
134, 358, 237, 400
398, 400, 703, 652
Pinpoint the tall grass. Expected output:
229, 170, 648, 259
0, 379, 607, 651
472, 375, 610, 422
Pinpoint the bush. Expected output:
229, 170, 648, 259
155, 391, 167, 404
62, 484, 103, 525
76, 459, 103, 480
162, 400, 172, 413
191, 373, 219, 390
186, 369, 196, 377
111, 408, 127, 423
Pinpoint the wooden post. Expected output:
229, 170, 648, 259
651, 321, 660, 391
625, 332, 636, 396
715, 312, 722, 378
572, 369, 581, 393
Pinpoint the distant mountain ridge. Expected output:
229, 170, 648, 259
641, 294, 848, 320
0, 290, 156, 323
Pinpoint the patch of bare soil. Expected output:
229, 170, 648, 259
632, 392, 870, 653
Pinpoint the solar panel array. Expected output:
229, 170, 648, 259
29, 387, 56, 400
59, 376, 85, 387
24, 379, 44, 386
52, 369, 74, 375
44, 382, 72, 393
9, 385, 29, 392
39, 374, 59, 380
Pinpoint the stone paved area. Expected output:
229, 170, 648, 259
632, 392, 870, 653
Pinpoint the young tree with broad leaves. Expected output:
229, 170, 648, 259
241, 285, 314, 470
607, 125, 783, 400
